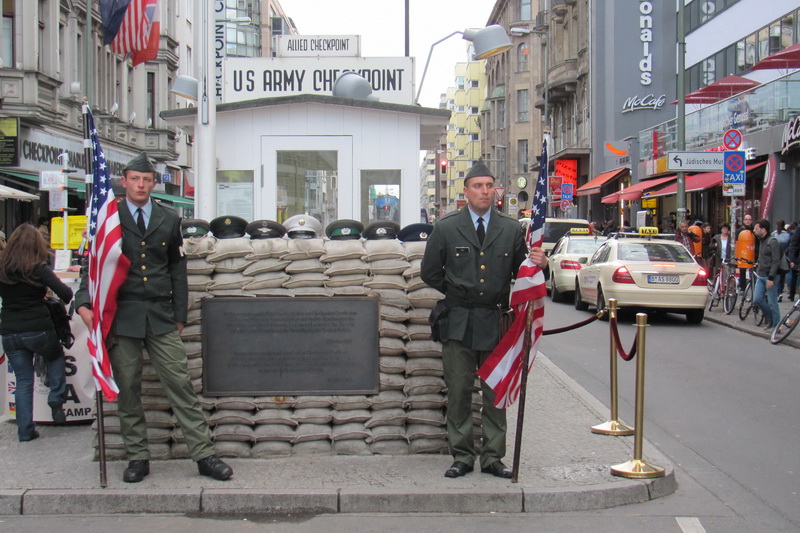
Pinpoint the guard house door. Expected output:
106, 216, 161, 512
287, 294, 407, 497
260, 136, 353, 227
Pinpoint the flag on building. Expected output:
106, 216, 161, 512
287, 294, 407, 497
477, 137, 548, 408
84, 106, 131, 401
100, 0, 159, 64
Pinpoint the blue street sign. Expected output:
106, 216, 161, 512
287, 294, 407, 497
561, 183, 574, 201
723, 151, 746, 184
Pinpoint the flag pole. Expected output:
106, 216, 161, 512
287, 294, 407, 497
511, 302, 535, 483
82, 101, 108, 488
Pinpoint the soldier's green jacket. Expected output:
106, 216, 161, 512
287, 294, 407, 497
75, 199, 188, 338
421, 207, 527, 351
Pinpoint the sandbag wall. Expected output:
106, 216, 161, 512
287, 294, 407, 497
94, 235, 486, 459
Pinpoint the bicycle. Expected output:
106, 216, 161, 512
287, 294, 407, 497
738, 260, 764, 326
708, 259, 739, 314
771, 296, 800, 344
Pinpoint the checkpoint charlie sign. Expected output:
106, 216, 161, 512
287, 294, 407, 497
276, 35, 361, 57
224, 56, 415, 105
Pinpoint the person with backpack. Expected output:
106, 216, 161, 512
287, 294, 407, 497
0, 223, 73, 441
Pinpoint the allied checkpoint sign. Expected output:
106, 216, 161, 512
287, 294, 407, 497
224, 57, 415, 105
722, 150, 746, 197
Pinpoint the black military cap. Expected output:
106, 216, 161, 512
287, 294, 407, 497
209, 215, 248, 239
181, 218, 211, 239
284, 214, 323, 239
398, 223, 433, 242
325, 219, 364, 240
246, 219, 286, 239
124, 151, 157, 174
464, 158, 494, 183
364, 220, 400, 240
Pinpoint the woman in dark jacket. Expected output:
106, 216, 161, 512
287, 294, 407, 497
0, 224, 73, 441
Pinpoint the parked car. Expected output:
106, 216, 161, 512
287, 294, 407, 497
547, 232, 605, 303
574, 229, 708, 323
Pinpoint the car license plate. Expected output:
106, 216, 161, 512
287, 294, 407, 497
648, 275, 679, 284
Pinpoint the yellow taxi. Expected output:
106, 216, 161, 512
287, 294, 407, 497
573, 228, 709, 323
547, 229, 604, 303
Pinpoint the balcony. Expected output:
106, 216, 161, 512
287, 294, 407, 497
534, 11, 548, 30
551, 0, 568, 20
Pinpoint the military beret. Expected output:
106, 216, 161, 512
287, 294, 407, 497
246, 219, 286, 239
397, 223, 433, 242
124, 151, 157, 174
181, 218, 210, 239
363, 220, 400, 240
283, 214, 323, 239
464, 158, 494, 183
209, 215, 248, 239
325, 219, 364, 240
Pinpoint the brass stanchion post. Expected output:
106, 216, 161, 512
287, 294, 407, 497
592, 298, 634, 436
611, 313, 665, 479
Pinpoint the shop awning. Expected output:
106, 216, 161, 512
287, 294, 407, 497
600, 175, 677, 204
646, 161, 768, 198
0, 170, 87, 197
152, 192, 194, 208
0, 183, 38, 201
577, 168, 629, 196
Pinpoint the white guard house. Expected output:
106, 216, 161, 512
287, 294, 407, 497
160, 94, 449, 228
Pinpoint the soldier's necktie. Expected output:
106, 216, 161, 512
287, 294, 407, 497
136, 208, 146, 234
477, 217, 485, 245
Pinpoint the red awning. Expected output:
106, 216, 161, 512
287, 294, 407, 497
677, 75, 760, 105
751, 43, 800, 71
646, 162, 768, 198
600, 175, 677, 204
576, 168, 629, 196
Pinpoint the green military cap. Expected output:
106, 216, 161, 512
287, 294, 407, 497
464, 158, 494, 184
124, 151, 157, 174
397, 223, 433, 242
364, 220, 400, 240
284, 214, 323, 239
325, 219, 364, 240
181, 218, 211, 239
246, 219, 286, 239
209, 215, 248, 239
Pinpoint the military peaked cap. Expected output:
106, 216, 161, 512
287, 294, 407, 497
246, 219, 286, 239
364, 220, 400, 240
398, 223, 433, 242
181, 218, 211, 239
209, 215, 248, 239
326, 219, 364, 240
284, 214, 323, 239
464, 158, 494, 183
124, 151, 157, 174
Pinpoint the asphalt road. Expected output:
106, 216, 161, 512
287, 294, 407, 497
539, 299, 800, 532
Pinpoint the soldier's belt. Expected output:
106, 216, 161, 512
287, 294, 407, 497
117, 296, 173, 302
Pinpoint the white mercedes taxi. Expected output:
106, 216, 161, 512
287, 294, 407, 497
573, 228, 708, 323
547, 229, 604, 303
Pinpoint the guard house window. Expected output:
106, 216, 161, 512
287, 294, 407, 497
276, 151, 338, 227
517, 43, 529, 72
517, 89, 529, 122
361, 170, 401, 225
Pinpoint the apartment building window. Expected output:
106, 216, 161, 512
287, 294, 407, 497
497, 100, 506, 130
518, 140, 528, 174
517, 43, 529, 72
457, 171, 465, 178
2, 15, 12, 68
457, 149, 465, 157
147, 71, 156, 127
469, 133, 479, 141
470, 106, 479, 114
456, 105, 465, 113
517, 89, 529, 122
470, 79, 479, 88
457, 76, 465, 90
520, 0, 532, 21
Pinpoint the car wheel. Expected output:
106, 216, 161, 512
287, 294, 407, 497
550, 275, 563, 303
596, 286, 609, 321
574, 281, 589, 311
686, 308, 704, 324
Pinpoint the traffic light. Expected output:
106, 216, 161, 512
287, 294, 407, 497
440, 159, 447, 174
496, 199, 503, 209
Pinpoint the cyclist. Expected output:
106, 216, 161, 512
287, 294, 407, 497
753, 219, 781, 330
710, 222, 733, 280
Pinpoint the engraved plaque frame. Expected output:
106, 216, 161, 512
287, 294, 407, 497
202, 296, 380, 396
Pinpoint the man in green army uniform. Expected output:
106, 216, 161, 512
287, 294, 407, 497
76, 152, 233, 483
421, 159, 547, 479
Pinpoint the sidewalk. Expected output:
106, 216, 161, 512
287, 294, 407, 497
0, 354, 675, 516
704, 293, 800, 349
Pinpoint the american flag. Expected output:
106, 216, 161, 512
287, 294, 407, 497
106, 0, 158, 56
85, 106, 131, 402
477, 137, 548, 408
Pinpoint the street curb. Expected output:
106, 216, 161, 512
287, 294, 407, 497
704, 313, 800, 349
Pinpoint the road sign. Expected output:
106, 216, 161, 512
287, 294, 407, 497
561, 183, 574, 201
40, 170, 66, 190
560, 200, 571, 211
495, 187, 505, 199
723, 129, 743, 150
667, 151, 724, 171
723, 150, 746, 197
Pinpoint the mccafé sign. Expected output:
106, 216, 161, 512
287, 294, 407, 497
782, 116, 800, 154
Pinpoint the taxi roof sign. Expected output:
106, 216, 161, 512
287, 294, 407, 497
569, 227, 590, 234
638, 226, 659, 236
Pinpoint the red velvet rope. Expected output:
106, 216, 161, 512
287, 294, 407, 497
609, 314, 638, 361
542, 309, 606, 336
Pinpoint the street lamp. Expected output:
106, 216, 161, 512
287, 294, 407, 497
416, 25, 513, 103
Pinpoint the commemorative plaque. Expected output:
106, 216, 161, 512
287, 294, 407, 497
202, 297, 380, 395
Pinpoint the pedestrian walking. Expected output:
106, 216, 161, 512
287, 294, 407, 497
753, 219, 781, 330
0, 223, 72, 441
771, 219, 790, 301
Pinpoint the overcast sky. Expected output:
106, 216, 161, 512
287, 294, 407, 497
277, 0, 495, 108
